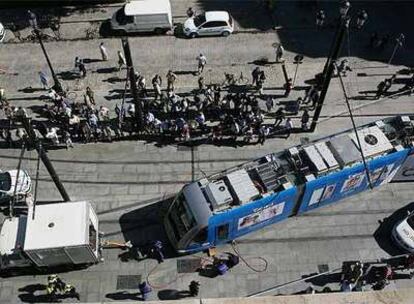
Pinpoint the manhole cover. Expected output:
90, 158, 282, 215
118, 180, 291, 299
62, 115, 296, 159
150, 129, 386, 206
318, 264, 329, 273
116, 275, 142, 290
177, 258, 201, 273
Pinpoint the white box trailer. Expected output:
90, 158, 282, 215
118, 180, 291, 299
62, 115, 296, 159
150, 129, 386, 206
110, 0, 173, 34
0, 201, 101, 273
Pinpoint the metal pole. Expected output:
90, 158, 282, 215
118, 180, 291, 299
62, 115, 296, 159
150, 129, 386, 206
335, 62, 373, 189
310, 17, 349, 132
10, 142, 26, 217
34, 29, 64, 94
281, 62, 289, 84
292, 62, 299, 87
20, 117, 70, 202
388, 43, 399, 65
121, 37, 143, 132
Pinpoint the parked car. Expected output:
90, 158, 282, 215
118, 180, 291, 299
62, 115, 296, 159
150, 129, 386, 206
0, 170, 32, 203
0, 22, 5, 42
392, 211, 414, 253
110, 0, 173, 35
183, 11, 234, 38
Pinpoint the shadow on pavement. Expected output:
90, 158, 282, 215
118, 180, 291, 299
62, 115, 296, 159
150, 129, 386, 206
374, 201, 414, 256
105, 291, 143, 301
157, 289, 192, 301
118, 196, 179, 259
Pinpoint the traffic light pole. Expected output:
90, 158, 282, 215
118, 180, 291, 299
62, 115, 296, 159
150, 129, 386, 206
20, 117, 70, 202
310, 17, 349, 132
121, 37, 143, 132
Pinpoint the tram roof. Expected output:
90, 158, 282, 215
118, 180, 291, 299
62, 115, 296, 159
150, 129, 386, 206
189, 116, 414, 213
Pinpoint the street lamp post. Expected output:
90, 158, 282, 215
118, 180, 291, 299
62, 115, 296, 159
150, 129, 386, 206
28, 10, 64, 94
292, 54, 304, 87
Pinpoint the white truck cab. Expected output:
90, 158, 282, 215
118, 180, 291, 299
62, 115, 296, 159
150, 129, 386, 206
0, 201, 101, 273
392, 211, 414, 253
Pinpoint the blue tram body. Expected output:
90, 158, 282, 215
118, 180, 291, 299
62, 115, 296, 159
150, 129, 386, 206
164, 116, 414, 254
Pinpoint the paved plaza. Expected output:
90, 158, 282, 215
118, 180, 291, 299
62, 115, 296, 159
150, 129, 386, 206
0, 1, 414, 303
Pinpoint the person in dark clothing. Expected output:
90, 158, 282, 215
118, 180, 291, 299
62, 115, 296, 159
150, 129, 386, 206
301, 110, 310, 130
376, 80, 386, 99
284, 78, 293, 97
273, 107, 285, 127
138, 282, 152, 301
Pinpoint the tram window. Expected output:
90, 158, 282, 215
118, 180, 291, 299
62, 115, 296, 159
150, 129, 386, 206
217, 224, 229, 240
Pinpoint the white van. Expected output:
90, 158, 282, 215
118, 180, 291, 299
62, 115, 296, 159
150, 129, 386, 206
110, 0, 173, 35
392, 211, 414, 253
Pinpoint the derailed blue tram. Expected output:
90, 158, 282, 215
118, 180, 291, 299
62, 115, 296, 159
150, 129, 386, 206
164, 116, 414, 253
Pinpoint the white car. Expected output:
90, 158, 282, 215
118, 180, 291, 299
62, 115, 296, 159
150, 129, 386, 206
392, 211, 414, 253
183, 11, 234, 38
0, 22, 5, 42
0, 170, 32, 203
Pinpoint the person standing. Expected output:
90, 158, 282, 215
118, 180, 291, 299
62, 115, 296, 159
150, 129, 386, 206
166, 70, 177, 92
356, 9, 368, 29
198, 76, 205, 91
63, 130, 74, 149
339, 1, 351, 18
265, 96, 274, 112
273, 107, 285, 127
39, 71, 49, 89
117, 50, 126, 71
316, 10, 326, 30
301, 109, 310, 130
251, 67, 260, 87
196, 53, 207, 75
152, 74, 162, 101
138, 282, 152, 301
78, 60, 87, 78
284, 117, 294, 139
86, 87, 95, 105
99, 42, 109, 61
186, 7, 196, 18
284, 78, 293, 97
275, 44, 285, 63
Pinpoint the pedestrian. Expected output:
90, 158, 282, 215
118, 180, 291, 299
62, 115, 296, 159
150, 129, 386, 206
284, 117, 293, 139
376, 80, 386, 99
166, 70, 177, 92
78, 61, 87, 78
258, 125, 268, 145
336, 59, 352, 77
198, 76, 206, 91
149, 240, 164, 263
196, 53, 207, 74
74, 56, 81, 71
186, 7, 196, 18
339, 0, 351, 18
356, 9, 368, 29
152, 74, 162, 101
138, 282, 152, 301
189, 280, 200, 297
117, 50, 126, 71
273, 107, 285, 127
301, 109, 310, 130
275, 44, 285, 63
316, 9, 326, 30
251, 67, 260, 87
265, 96, 274, 112
284, 78, 293, 97
63, 130, 74, 149
86, 87, 95, 105
257, 71, 266, 95
39, 71, 49, 89
99, 42, 109, 61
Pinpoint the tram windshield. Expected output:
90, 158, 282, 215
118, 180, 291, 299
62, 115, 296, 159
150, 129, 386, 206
168, 193, 197, 239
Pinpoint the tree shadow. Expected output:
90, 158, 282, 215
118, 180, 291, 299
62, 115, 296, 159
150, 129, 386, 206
199, 0, 273, 31
157, 289, 192, 300
374, 201, 414, 256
